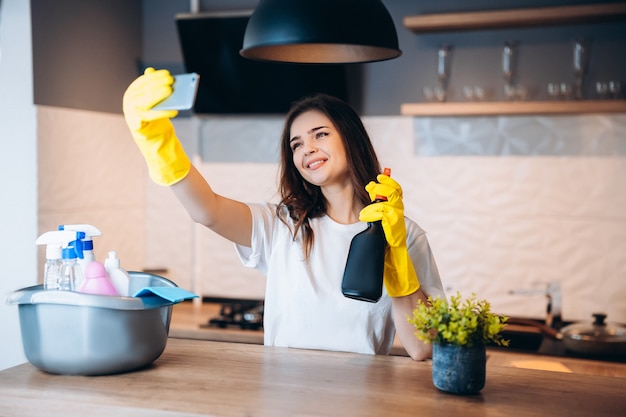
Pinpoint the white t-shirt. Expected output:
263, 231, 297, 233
235, 202, 445, 355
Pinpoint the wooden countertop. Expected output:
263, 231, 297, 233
170, 301, 626, 378
1, 338, 625, 417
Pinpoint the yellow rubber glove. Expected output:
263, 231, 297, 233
122, 67, 191, 186
359, 174, 420, 297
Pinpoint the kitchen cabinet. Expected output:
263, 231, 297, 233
401, 2, 626, 116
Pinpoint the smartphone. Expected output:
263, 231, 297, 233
152, 72, 200, 111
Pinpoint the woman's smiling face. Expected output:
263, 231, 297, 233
289, 110, 349, 187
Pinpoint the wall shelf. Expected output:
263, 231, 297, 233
403, 3, 626, 33
400, 100, 626, 117
402, 3, 626, 116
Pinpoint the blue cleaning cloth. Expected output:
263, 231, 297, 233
133, 287, 199, 303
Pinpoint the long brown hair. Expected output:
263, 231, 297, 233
277, 93, 382, 257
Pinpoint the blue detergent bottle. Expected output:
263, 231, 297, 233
59, 238, 85, 291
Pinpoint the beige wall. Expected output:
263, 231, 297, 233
37, 107, 147, 275
37, 108, 626, 323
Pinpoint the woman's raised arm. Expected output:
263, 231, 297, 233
171, 165, 252, 247
123, 68, 252, 247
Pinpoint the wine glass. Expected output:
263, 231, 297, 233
502, 42, 515, 86
502, 41, 518, 99
422, 86, 434, 101
548, 83, 560, 100
596, 82, 608, 99
560, 83, 573, 100
437, 45, 452, 101
573, 39, 589, 100
608, 81, 621, 99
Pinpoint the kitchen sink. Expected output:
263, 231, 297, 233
496, 325, 544, 352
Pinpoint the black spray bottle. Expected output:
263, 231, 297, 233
341, 168, 390, 303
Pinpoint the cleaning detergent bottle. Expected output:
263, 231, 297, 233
341, 168, 391, 303
59, 237, 86, 291
36, 230, 85, 290
42, 245, 63, 290
78, 261, 119, 296
58, 224, 102, 276
104, 251, 130, 296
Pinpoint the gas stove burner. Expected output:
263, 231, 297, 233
206, 299, 264, 330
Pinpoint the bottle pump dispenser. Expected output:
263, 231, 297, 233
104, 251, 130, 296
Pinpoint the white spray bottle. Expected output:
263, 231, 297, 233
36, 230, 86, 291
104, 251, 130, 296
58, 224, 101, 276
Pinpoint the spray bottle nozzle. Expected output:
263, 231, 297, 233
61, 233, 86, 260
69, 238, 85, 259
58, 224, 101, 236
374, 168, 392, 203
37, 230, 86, 259
57, 225, 100, 256
36, 230, 85, 246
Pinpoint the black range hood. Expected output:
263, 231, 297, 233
175, 11, 352, 115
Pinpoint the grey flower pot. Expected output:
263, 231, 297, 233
432, 343, 486, 395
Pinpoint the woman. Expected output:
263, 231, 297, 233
123, 68, 444, 360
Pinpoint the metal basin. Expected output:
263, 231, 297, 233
6, 272, 177, 376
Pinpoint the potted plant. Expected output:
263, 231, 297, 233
408, 292, 509, 395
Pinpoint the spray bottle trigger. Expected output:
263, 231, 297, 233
375, 167, 392, 202
74, 231, 86, 258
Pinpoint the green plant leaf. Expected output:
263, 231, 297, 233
408, 292, 509, 347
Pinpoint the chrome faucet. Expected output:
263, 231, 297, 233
510, 281, 562, 329
545, 281, 562, 329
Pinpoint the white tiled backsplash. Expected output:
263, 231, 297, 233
38, 106, 626, 323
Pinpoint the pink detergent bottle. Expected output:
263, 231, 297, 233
77, 261, 119, 296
